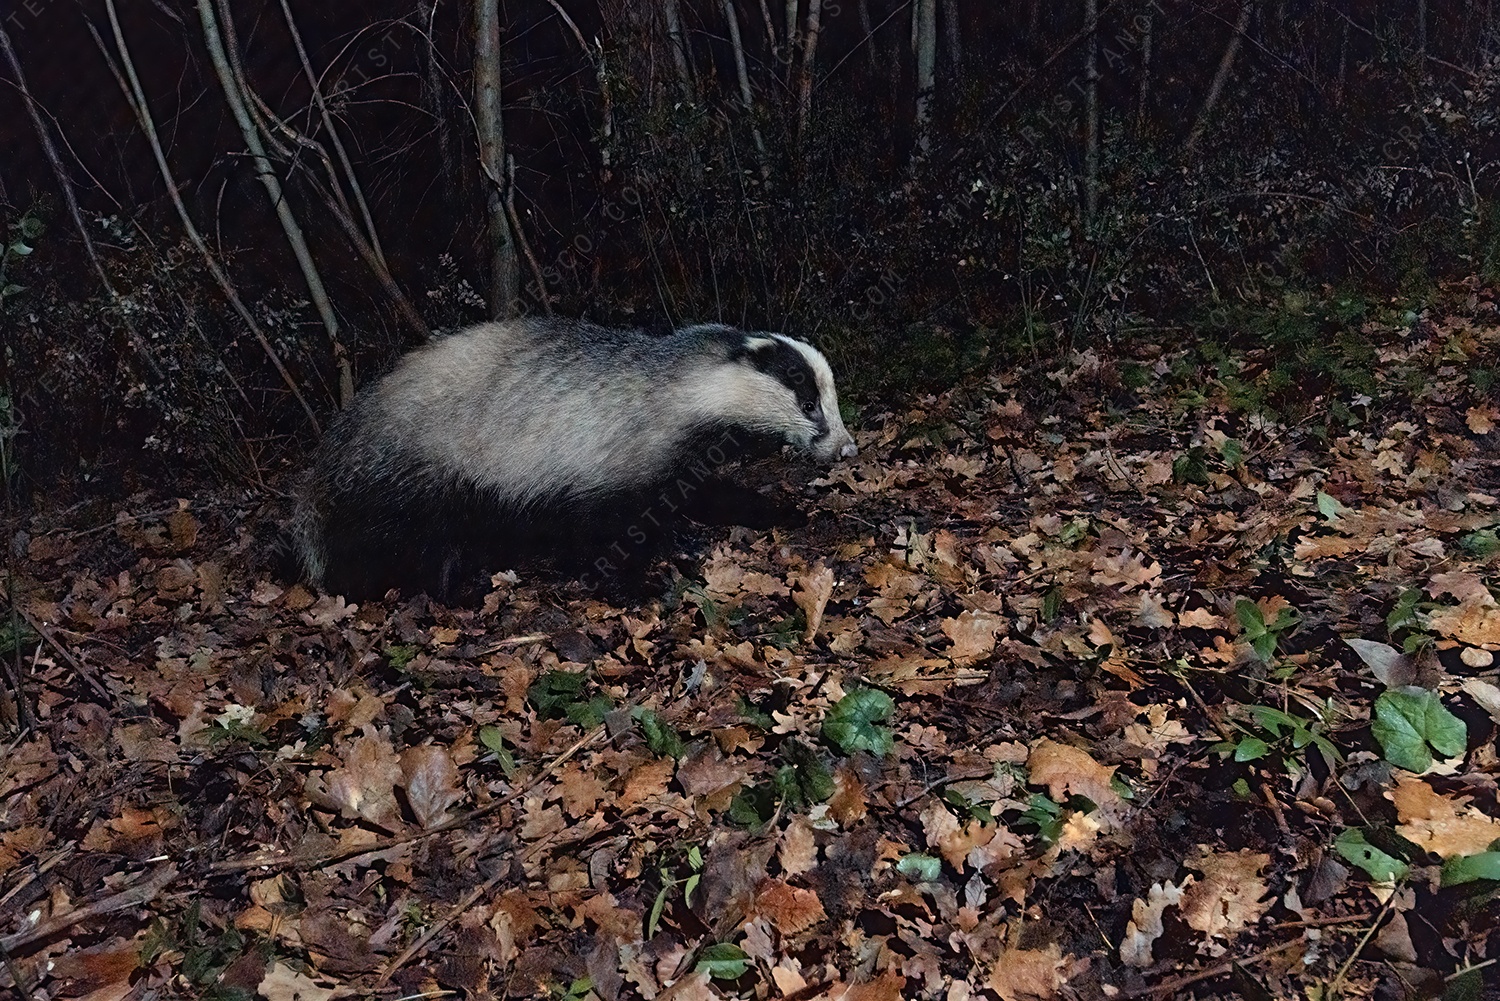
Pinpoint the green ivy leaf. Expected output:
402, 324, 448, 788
633, 707, 686, 760
1041, 586, 1063, 622
1173, 448, 1209, 485
384, 643, 420, 670
822, 688, 895, 755
696, 943, 750, 980
1334, 828, 1410, 882
528, 669, 588, 718
1236, 599, 1265, 635
1441, 851, 1500, 887
1372, 688, 1467, 772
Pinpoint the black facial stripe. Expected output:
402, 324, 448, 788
737, 338, 821, 414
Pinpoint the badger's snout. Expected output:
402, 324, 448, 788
811, 430, 858, 463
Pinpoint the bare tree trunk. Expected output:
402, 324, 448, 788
1184, 0, 1255, 157
755, 0, 778, 53
797, 0, 823, 138
914, 0, 936, 157
474, 0, 520, 318
662, 0, 694, 100
857, 0, 878, 74
1416, 0, 1427, 68
723, 0, 770, 173
419, 0, 459, 193
198, 0, 353, 405
941, 0, 960, 75
1083, 0, 1099, 233
784, 0, 800, 65
1336, 12, 1348, 105
1137, 3, 1153, 127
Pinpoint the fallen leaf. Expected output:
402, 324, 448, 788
987, 942, 1070, 1000
400, 744, 464, 828
1027, 740, 1124, 814
1182, 849, 1272, 939
942, 610, 1006, 665
1391, 775, 1500, 857
258, 961, 336, 1001
793, 565, 836, 641
754, 878, 826, 936
1120, 881, 1185, 968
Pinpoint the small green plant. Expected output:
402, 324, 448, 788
896, 852, 942, 881
0, 210, 43, 312
1172, 446, 1211, 486
548, 976, 595, 1001
528, 669, 612, 727
696, 942, 752, 980
0, 612, 38, 657
676, 580, 726, 629
1441, 849, 1500, 886
1211, 703, 1340, 776
478, 724, 518, 778
1457, 529, 1500, 559
1235, 599, 1301, 662
1014, 793, 1070, 845
729, 739, 834, 826
943, 787, 996, 825
141, 901, 261, 1001
1333, 828, 1417, 883
647, 844, 703, 938
632, 707, 685, 759
203, 706, 269, 747
383, 643, 420, 670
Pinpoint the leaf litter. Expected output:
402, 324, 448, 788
3, 294, 1500, 999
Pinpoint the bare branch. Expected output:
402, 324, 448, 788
277, 0, 388, 273
0, 19, 162, 381
1185, 0, 1256, 157
662, 0, 694, 100
93, 1, 319, 433
199, 0, 353, 406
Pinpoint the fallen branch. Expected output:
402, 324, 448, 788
0, 864, 177, 952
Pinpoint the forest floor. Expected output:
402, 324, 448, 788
3, 286, 1500, 1001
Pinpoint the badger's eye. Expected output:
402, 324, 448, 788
801, 399, 819, 417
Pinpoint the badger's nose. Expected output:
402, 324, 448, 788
840, 440, 858, 459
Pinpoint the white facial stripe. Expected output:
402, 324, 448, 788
771, 334, 856, 461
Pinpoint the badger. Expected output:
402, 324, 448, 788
288, 317, 856, 602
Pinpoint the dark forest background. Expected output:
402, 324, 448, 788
1, 0, 1496, 498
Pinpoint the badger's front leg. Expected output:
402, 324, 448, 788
678, 478, 806, 529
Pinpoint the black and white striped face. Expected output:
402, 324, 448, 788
735, 334, 857, 462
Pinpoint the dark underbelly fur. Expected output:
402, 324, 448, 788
315, 467, 802, 604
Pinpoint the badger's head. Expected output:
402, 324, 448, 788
705, 332, 857, 463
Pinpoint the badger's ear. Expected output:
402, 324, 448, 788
734, 336, 780, 370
